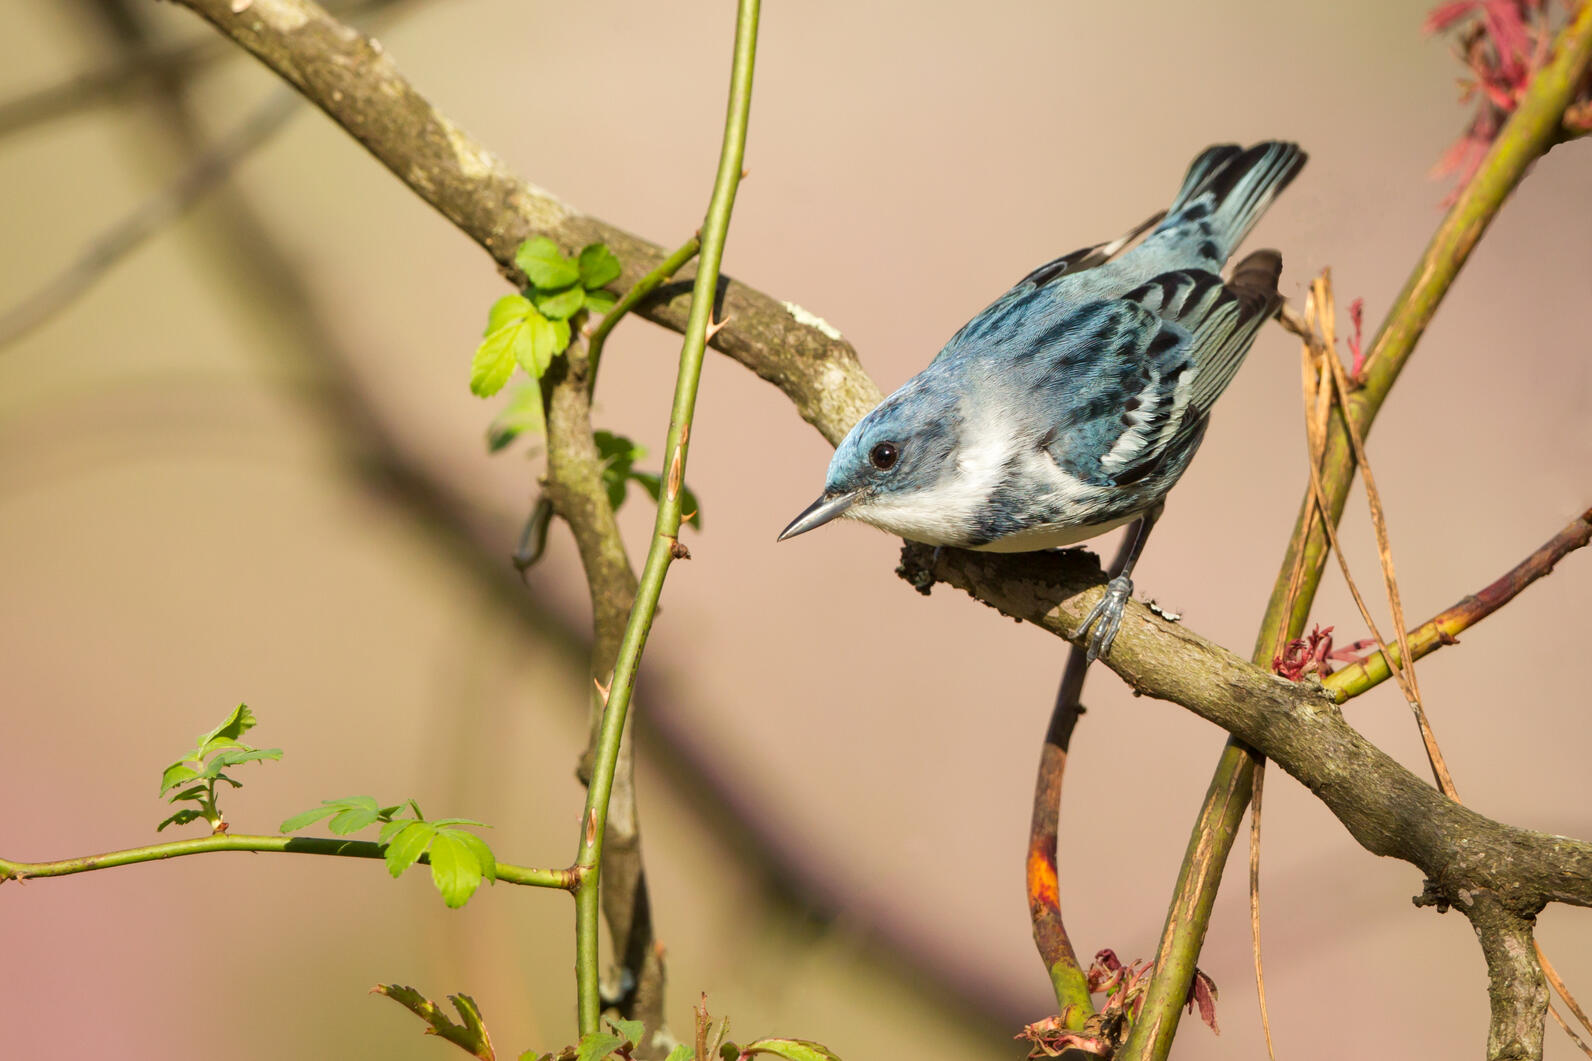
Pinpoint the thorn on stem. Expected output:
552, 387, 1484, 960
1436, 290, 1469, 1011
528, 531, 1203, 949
704, 313, 731, 342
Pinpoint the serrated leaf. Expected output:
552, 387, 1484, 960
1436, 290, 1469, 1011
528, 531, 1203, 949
384, 821, 436, 878
429, 817, 489, 829
453, 831, 497, 884
195, 746, 280, 782
428, 829, 482, 908
194, 704, 257, 756
157, 808, 203, 831
740, 1039, 845, 1061
574, 1032, 623, 1061
160, 762, 200, 796
378, 817, 413, 844
606, 1017, 644, 1047
534, 284, 586, 321
486, 293, 533, 335
578, 244, 621, 290
524, 313, 560, 377
664, 1045, 694, 1061
374, 985, 495, 1061
583, 288, 618, 315
550, 317, 570, 355
168, 784, 211, 803
629, 471, 704, 530
516, 237, 580, 289
211, 747, 282, 768
280, 804, 340, 833
487, 382, 545, 451
329, 798, 383, 835
471, 324, 522, 398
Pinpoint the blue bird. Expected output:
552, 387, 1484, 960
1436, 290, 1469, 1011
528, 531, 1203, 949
778, 141, 1307, 662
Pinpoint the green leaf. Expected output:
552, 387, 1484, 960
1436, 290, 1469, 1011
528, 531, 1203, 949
594, 430, 646, 467
606, 1017, 644, 1046
740, 1039, 845, 1061
280, 804, 339, 833
156, 808, 203, 832
487, 382, 545, 451
534, 284, 586, 321
522, 313, 561, 377
664, 1045, 694, 1061
486, 293, 532, 335
384, 821, 436, 878
196, 747, 281, 781
574, 1032, 624, 1061
329, 796, 384, 835
194, 703, 257, 753
583, 288, 618, 315
168, 784, 211, 803
550, 317, 571, 354
378, 817, 413, 844
516, 237, 580, 289
578, 244, 621, 290
471, 324, 522, 398
630, 471, 704, 530
428, 829, 483, 908
160, 762, 200, 796
453, 831, 497, 884
375, 985, 495, 1061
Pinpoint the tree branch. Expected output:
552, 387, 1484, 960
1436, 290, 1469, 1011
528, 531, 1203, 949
170, 0, 880, 448
898, 542, 1592, 916
1466, 892, 1549, 1061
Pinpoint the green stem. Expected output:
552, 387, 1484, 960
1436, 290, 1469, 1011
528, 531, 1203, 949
587, 235, 701, 390
571, 0, 759, 1036
0, 834, 573, 889
1120, 8, 1592, 1060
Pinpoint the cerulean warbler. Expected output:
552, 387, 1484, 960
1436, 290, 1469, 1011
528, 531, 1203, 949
779, 141, 1307, 662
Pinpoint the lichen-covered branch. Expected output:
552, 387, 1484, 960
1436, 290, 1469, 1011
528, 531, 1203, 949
1466, 893, 1549, 1061
171, 0, 881, 446
898, 542, 1592, 917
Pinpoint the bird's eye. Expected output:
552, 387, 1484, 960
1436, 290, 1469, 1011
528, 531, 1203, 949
870, 442, 899, 470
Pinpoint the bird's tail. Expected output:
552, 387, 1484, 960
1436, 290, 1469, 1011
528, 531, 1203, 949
1159, 141, 1307, 261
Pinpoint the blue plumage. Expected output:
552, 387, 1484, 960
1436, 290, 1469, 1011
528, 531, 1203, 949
780, 142, 1306, 661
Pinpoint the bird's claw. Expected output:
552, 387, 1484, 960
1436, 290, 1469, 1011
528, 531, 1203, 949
1079, 575, 1134, 663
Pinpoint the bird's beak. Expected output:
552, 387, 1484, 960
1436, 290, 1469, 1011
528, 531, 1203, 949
777, 490, 859, 542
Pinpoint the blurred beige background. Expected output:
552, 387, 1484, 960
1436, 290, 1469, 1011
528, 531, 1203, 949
2, 1, 1590, 1058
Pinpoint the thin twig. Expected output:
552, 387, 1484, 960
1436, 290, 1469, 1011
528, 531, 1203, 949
586, 235, 701, 391
1249, 765, 1278, 1061
1324, 506, 1592, 700
1295, 273, 1456, 797
1539, 945, 1592, 1042
570, 0, 760, 1035
1550, 1004, 1592, 1059
0, 835, 572, 888
1028, 532, 1137, 1023
0, 88, 299, 350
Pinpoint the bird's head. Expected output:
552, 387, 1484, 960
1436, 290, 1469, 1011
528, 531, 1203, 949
778, 375, 962, 544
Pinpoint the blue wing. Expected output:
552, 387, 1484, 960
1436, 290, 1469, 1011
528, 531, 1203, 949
1027, 252, 1283, 490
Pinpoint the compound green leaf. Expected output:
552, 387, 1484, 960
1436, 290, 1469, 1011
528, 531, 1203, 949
574, 1032, 623, 1061
486, 293, 533, 335
384, 820, 435, 878
516, 237, 580, 289
534, 284, 586, 321
471, 324, 521, 398
428, 829, 482, 908
578, 244, 621, 289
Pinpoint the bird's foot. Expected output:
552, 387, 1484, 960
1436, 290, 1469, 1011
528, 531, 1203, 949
1079, 575, 1134, 663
